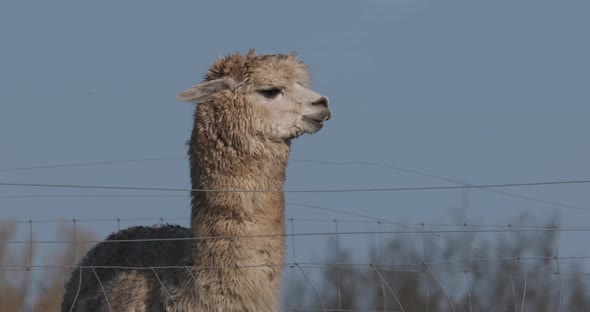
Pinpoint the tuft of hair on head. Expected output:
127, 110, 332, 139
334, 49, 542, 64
247, 48, 256, 58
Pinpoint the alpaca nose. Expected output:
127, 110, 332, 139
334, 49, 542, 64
311, 96, 329, 108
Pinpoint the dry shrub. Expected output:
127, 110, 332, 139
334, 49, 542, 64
0, 224, 96, 312
286, 220, 590, 312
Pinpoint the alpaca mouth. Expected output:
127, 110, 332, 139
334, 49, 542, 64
302, 116, 326, 129
303, 111, 331, 126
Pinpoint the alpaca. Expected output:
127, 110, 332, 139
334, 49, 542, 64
61, 50, 331, 312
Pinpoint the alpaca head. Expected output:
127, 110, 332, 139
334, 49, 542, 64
177, 51, 331, 145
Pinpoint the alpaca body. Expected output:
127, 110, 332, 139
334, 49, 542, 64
62, 51, 330, 312
63, 225, 282, 312
62, 142, 287, 312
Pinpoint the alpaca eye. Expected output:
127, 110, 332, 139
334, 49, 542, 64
258, 88, 282, 99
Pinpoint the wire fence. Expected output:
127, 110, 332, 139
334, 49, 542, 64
2, 217, 590, 312
2, 157, 590, 311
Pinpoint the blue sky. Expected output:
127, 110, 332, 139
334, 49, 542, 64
1, 0, 590, 288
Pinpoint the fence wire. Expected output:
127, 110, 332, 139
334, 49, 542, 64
2, 156, 590, 311
1, 218, 590, 312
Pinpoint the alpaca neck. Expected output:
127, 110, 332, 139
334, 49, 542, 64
187, 121, 289, 307
189, 150, 288, 262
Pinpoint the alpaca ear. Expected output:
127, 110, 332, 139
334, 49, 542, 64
176, 78, 235, 103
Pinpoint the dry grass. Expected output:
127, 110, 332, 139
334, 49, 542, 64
0, 224, 96, 312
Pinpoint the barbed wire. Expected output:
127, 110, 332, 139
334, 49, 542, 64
1, 227, 589, 245
0, 215, 566, 230
2, 156, 587, 212
0, 156, 185, 172
0, 255, 588, 271
3, 179, 590, 194
291, 158, 590, 212
0, 194, 190, 199
0, 216, 187, 224
0, 266, 585, 277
